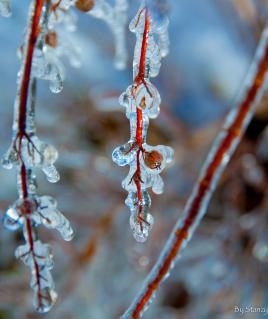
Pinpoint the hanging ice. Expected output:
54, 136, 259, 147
112, 4, 173, 242
88, 0, 128, 69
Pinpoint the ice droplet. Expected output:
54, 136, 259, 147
112, 142, 137, 166
130, 210, 154, 243
42, 165, 60, 183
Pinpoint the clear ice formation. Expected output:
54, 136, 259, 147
1, 1, 74, 313
112, 4, 173, 242
89, 0, 128, 69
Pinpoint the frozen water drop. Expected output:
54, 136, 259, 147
112, 142, 137, 166
152, 175, 164, 194
42, 165, 60, 183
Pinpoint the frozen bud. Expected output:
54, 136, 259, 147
129, 209, 154, 243
15, 198, 37, 215
143, 150, 163, 170
112, 142, 137, 166
75, 0, 94, 12
45, 31, 58, 48
133, 82, 161, 119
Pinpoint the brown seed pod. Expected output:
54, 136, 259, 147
143, 150, 163, 170
45, 31, 58, 48
75, 0, 95, 12
139, 96, 146, 110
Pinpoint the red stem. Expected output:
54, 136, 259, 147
17, 0, 45, 309
133, 7, 150, 225
17, 0, 45, 135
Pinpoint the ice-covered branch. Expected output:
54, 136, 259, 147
121, 23, 268, 318
112, 4, 173, 243
1, 0, 73, 312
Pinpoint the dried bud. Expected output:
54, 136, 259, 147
75, 0, 95, 12
143, 150, 163, 170
139, 96, 146, 109
45, 31, 58, 48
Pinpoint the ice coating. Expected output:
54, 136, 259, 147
112, 4, 173, 242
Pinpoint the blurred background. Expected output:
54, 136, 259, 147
0, 0, 268, 318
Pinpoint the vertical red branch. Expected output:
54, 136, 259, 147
126, 26, 268, 319
18, 0, 45, 136
133, 7, 150, 226
17, 0, 45, 310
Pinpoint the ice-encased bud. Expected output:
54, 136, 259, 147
122, 82, 161, 119
112, 141, 137, 166
3, 198, 38, 231
143, 145, 174, 174
129, 208, 154, 243
0, 0, 11, 17
75, 0, 94, 12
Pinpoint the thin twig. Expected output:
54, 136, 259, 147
121, 23, 268, 319
15, 0, 45, 310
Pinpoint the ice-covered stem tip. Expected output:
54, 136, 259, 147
112, 4, 173, 243
121, 23, 268, 319
1, 0, 73, 313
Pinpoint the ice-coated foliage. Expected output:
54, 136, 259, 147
112, 3, 173, 242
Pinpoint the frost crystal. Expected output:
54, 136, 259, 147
112, 4, 173, 242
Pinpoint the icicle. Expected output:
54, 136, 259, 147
112, 4, 173, 242
88, 0, 128, 69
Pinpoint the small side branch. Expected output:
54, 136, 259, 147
121, 23, 268, 319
